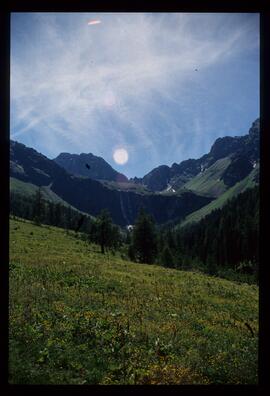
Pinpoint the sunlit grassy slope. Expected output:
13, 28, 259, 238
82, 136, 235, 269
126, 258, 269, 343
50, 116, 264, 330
10, 177, 68, 205
10, 177, 93, 217
182, 157, 231, 198
9, 218, 258, 385
179, 166, 258, 227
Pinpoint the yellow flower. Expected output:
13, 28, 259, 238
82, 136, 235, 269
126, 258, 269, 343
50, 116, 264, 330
84, 311, 94, 320
43, 320, 51, 331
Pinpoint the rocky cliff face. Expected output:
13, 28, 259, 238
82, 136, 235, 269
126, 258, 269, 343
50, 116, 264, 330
54, 152, 128, 182
10, 140, 212, 225
133, 119, 260, 194
10, 140, 65, 186
10, 119, 259, 225
50, 173, 212, 225
139, 165, 171, 191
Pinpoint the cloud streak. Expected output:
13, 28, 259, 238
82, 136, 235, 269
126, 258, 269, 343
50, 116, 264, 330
11, 12, 259, 177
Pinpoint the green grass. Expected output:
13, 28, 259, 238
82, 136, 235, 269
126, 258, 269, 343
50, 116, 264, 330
10, 177, 93, 217
10, 177, 72, 206
10, 177, 39, 196
179, 166, 259, 227
182, 157, 231, 198
9, 218, 258, 384
10, 177, 70, 206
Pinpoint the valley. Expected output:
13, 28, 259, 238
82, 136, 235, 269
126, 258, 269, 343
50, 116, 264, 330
9, 119, 260, 386
9, 12, 260, 387
10, 119, 260, 227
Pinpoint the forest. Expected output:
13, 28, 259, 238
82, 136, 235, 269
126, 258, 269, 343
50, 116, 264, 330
10, 185, 259, 284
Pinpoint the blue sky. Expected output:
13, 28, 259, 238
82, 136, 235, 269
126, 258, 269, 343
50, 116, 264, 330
11, 13, 259, 178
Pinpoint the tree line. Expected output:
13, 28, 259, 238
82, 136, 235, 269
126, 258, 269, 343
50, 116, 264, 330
10, 189, 93, 232
126, 186, 259, 280
10, 185, 259, 280
10, 189, 124, 252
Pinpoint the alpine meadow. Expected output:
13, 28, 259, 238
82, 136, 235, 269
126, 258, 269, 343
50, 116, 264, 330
10, 12, 259, 385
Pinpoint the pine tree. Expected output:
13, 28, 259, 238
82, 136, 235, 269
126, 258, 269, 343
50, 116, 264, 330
95, 209, 115, 254
128, 243, 136, 261
132, 208, 157, 264
33, 187, 44, 225
110, 224, 122, 251
54, 203, 62, 227
160, 244, 175, 268
207, 254, 217, 276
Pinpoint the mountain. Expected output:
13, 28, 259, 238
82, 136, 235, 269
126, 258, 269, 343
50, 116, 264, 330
50, 173, 212, 226
178, 164, 259, 228
10, 140, 212, 226
54, 152, 128, 183
132, 119, 260, 196
10, 140, 66, 186
10, 118, 259, 226
175, 185, 259, 271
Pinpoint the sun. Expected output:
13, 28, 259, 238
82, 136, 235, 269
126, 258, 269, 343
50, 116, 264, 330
113, 148, 129, 165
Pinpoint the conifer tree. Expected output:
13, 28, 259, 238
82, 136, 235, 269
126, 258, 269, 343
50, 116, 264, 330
94, 209, 116, 254
33, 187, 44, 225
132, 208, 157, 264
160, 244, 175, 268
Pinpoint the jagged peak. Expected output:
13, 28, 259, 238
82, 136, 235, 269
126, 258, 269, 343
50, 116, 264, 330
249, 118, 260, 136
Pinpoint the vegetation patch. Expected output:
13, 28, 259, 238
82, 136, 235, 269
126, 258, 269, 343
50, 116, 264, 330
9, 218, 258, 384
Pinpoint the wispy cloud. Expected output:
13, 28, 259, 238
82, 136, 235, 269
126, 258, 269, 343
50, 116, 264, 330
11, 12, 259, 177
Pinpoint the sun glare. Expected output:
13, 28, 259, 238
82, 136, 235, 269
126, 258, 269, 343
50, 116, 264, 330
113, 148, 129, 165
88, 20, 101, 25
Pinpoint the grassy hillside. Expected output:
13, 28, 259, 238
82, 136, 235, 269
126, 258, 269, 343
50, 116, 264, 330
179, 166, 259, 228
182, 157, 231, 198
10, 177, 39, 196
10, 177, 71, 206
10, 177, 92, 217
9, 218, 258, 384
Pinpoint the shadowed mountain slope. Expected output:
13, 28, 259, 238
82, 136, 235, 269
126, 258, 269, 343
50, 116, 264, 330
10, 140, 212, 226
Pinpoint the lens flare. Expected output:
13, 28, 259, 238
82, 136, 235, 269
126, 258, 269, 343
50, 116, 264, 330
113, 148, 129, 165
88, 20, 101, 25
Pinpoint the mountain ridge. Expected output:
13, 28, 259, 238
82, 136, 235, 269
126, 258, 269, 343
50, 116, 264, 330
10, 118, 259, 226
131, 118, 259, 194
10, 140, 212, 225
54, 152, 128, 183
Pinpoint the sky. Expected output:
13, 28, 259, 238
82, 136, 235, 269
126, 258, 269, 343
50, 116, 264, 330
11, 12, 259, 178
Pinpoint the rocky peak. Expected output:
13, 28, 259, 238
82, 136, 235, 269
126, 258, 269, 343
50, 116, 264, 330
142, 165, 171, 191
54, 152, 128, 182
248, 118, 260, 137
209, 136, 243, 160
